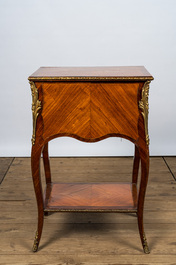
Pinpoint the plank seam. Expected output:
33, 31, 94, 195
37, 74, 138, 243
0, 157, 15, 185
162, 157, 176, 182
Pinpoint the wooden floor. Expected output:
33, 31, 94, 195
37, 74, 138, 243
0, 157, 176, 265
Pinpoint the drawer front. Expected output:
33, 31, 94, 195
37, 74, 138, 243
40, 82, 140, 143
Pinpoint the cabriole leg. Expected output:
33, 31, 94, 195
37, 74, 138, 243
132, 145, 140, 184
42, 142, 51, 216
42, 142, 51, 184
137, 152, 150, 254
31, 144, 44, 252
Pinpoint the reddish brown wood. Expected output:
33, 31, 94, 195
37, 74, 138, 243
31, 144, 44, 252
29, 66, 154, 81
44, 183, 137, 211
137, 151, 150, 253
35, 82, 141, 143
29, 66, 153, 253
42, 143, 51, 184
132, 145, 140, 184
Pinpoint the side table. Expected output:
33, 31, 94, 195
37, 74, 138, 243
28, 66, 154, 253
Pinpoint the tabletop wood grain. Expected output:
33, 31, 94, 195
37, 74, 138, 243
28, 66, 153, 81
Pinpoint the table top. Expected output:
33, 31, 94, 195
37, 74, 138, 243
28, 66, 154, 82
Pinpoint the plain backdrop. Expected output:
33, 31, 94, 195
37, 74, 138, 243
0, 0, 176, 157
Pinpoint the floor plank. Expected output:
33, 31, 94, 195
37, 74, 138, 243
0, 254, 176, 265
0, 157, 176, 264
164, 156, 176, 180
0, 157, 14, 183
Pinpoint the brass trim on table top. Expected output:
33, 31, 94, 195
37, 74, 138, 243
139, 81, 150, 146
28, 76, 154, 82
29, 81, 42, 145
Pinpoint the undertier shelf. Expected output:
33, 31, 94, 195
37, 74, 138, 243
44, 182, 138, 212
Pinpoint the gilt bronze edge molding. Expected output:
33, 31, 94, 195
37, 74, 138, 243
44, 209, 137, 213
29, 81, 42, 145
28, 76, 154, 82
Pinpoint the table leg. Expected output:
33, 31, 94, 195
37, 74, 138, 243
42, 142, 51, 184
137, 148, 150, 254
42, 142, 52, 216
132, 145, 140, 184
31, 144, 44, 252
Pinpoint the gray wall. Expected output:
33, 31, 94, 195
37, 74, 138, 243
0, 0, 175, 156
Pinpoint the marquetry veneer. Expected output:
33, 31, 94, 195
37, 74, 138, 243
28, 66, 154, 253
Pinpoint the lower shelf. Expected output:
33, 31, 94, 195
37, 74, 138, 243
44, 182, 138, 212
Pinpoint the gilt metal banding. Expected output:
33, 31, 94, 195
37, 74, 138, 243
28, 76, 154, 82
44, 208, 137, 213
29, 81, 41, 145
139, 81, 150, 146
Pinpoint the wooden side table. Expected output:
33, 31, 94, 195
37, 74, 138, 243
28, 66, 154, 253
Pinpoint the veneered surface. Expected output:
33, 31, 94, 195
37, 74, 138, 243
29, 66, 153, 81
45, 182, 137, 211
40, 82, 140, 143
